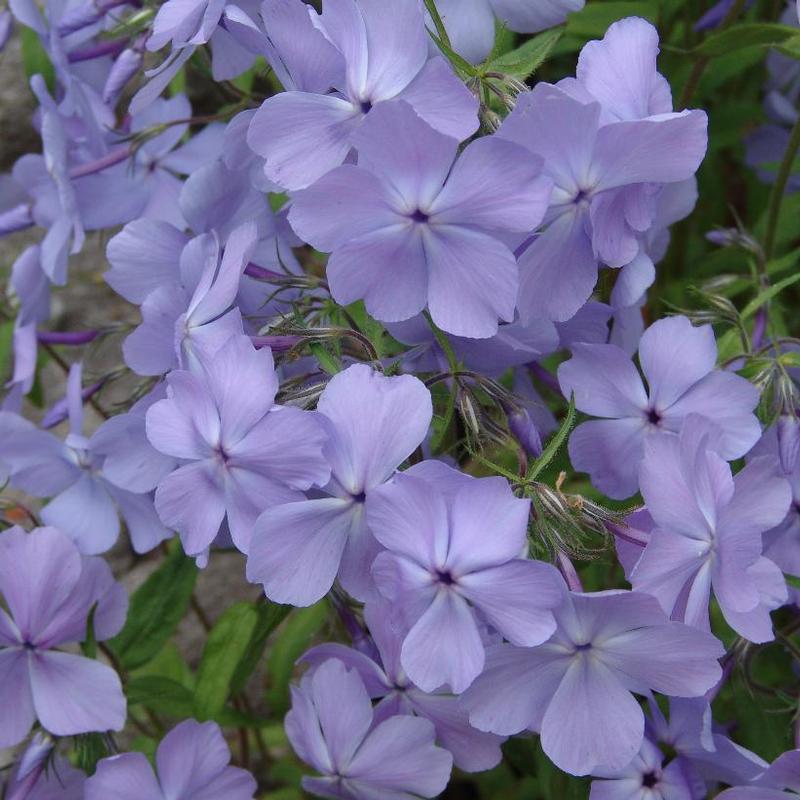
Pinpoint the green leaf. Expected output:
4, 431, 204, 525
127, 675, 194, 716
266, 601, 328, 713
109, 546, 197, 670
0, 321, 15, 385
741, 272, 800, 321
194, 602, 259, 721
229, 601, 291, 695
485, 27, 563, 79
527, 392, 576, 482
565, 1, 657, 38
81, 604, 98, 659
426, 28, 479, 76
692, 23, 800, 58
20, 28, 56, 92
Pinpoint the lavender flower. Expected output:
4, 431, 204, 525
461, 590, 724, 775
285, 658, 453, 799
86, 719, 256, 799
301, 599, 506, 772
717, 749, 800, 799
630, 415, 791, 643
247, 363, 432, 604
0, 364, 171, 554
367, 469, 564, 692
248, 0, 478, 190
146, 334, 330, 559
0, 526, 127, 747
558, 315, 761, 499
289, 100, 552, 338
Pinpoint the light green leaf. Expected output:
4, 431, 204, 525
527, 392, 576, 482
486, 27, 563, 79
20, 28, 56, 92
741, 272, 800, 320
266, 601, 328, 713
194, 602, 259, 721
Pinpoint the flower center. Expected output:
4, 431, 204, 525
646, 408, 661, 425
409, 208, 429, 224
435, 569, 455, 586
642, 771, 659, 788
359, 99, 373, 114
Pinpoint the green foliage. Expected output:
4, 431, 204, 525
109, 546, 197, 670
265, 601, 329, 714
20, 27, 56, 92
484, 27, 564, 79
691, 23, 800, 58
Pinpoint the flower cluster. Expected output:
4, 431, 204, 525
1, 0, 799, 798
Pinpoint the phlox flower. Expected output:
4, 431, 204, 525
461, 590, 724, 776
558, 315, 761, 499
289, 100, 552, 338
247, 363, 432, 604
285, 658, 453, 799
368, 469, 564, 693
0, 526, 128, 748
248, 0, 478, 190
146, 334, 330, 559
630, 415, 791, 643
85, 719, 256, 800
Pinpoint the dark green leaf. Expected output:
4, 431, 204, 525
486, 27, 563, 79
693, 23, 800, 58
565, 1, 657, 38
194, 602, 259, 721
109, 546, 197, 670
741, 272, 800, 320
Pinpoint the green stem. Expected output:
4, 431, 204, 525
421, 0, 451, 48
423, 310, 459, 375
764, 116, 800, 261
677, 0, 748, 108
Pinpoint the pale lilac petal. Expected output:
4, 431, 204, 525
0, 526, 82, 642
498, 84, 600, 198
29, 650, 126, 736
367, 474, 448, 567
353, 100, 458, 208
122, 283, 185, 376
406, 690, 504, 772
347, 715, 452, 796
285, 684, 334, 776
720, 557, 787, 643
459, 560, 561, 646
401, 590, 484, 693
157, 720, 234, 798
664, 372, 760, 459
288, 165, 402, 251
146, 371, 219, 460
247, 498, 354, 606
200, 335, 278, 445
247, 92, 359, 190
434, 0, 495, 63
576, 16, 673, 123
593, 111, 708, 192
541, 658, 644, 776
301, 643, 390, 697
517, 208, 599, 323
227, 406, 330, 490
445, 478, 530, 572
109, 486, 172, 555
426, 225, 518, 338
601, 621, 723, 696
491, 0, 584, 34
461, 643, 569, 736
558, 342, 648, 417
154, 461, 227, 555
105, 219, 186, 304
338, 506, 383, 601
319, 364, 432, 492
567, 418, 646, 500
312, 658, 374, 770
395, 57, 479, 140
638, 316, 717, 409
0, 648, 36, 748
430, 136, 551, 232
327, 224, 428, 322
85, 753, 162, 800
630, 530, 708, 621
41, 474, 119, 555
